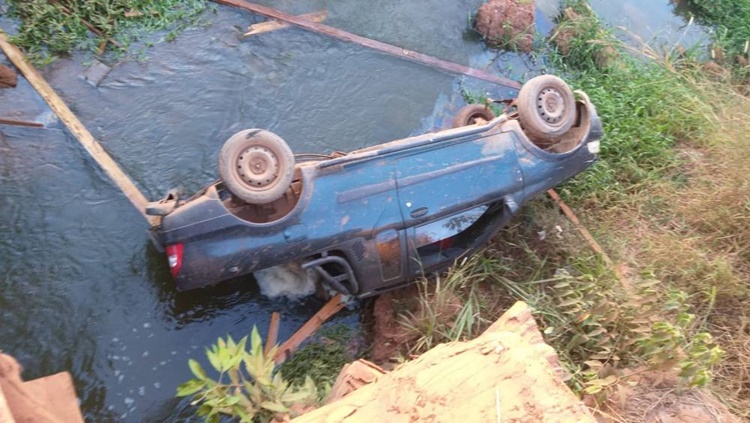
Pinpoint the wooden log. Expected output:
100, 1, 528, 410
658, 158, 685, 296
215, 0, 522, 90
0, 117, 44, 128
292, 302, 595, 422
244, 10, 328, 37
265, 311, 281, 355
0, 31, 159, 227
274, 294, 345, 364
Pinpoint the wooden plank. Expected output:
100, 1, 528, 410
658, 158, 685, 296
264, 311, 281, 356
244, 10, 327, 37
0, 32, 158, 227
0, 117, 44, 128
215, 0, 522, 90
274, 294, 345, 364
547, 189, 632, 292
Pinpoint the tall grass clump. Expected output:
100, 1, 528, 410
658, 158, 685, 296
548, 0, 713, 206
681, 0, 750, 74
548, 0, 750, 415
398, 255, 494, 353
6, 0, 210, 65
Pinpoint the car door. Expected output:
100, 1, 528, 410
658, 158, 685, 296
395, 129, 523, 273
318, 158, 406, 293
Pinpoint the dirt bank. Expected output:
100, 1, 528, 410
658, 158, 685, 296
475, 0, 535, 52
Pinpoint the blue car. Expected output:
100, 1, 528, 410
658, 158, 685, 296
147, 75, 603, 297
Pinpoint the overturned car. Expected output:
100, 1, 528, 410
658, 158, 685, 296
147, 75, 603, 298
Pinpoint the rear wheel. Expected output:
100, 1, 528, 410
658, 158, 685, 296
517, 75, 576, 147
452, 104, 496, 128
218, 129, 295, 204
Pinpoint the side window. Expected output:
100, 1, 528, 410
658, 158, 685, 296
375, 229, 402, 281
413, 205, 489, 249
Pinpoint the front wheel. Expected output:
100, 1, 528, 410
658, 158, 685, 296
218, 129, 295, 204
517, 75, 577, 147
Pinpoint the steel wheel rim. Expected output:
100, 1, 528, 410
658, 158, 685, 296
237, 145, 280, 189
536, 87, 567, 126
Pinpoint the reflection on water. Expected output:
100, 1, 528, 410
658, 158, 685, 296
0, 0, 706, 421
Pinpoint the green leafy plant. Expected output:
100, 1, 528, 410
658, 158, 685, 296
177, 327, 317, 423
637, 290, 724, 388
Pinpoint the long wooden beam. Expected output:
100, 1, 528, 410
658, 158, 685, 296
0, 31, 158, 226
215, 0, 522, 90
274, 294, 345, 364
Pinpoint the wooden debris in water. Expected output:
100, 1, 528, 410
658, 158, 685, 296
215, 0, 521, 90
0, 31, 158, 226
0, 117, 44, 128
265, 311, 281, 355
244, 10, 328, 37
274, 294, 345, 364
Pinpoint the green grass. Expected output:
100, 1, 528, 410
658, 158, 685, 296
278, 325, 361, 399
549, 0, 714, 206
683, 0, 750, 72
407, 0, 745, 412
6, 0, 211, 65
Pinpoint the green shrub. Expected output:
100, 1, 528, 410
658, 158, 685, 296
177, 327, 317, 423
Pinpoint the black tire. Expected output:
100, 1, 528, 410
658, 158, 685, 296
517, 75, 576, 146
218, 129, 295, 204
452, 104, 497, 128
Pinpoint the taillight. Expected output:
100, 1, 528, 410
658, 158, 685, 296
166, 244, 184, 277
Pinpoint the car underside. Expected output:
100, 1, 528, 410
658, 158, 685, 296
146, 75, 603, 298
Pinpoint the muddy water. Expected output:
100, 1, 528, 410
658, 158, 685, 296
0, 0, 704, 421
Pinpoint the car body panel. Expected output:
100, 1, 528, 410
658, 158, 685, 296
150, 98, 603, 297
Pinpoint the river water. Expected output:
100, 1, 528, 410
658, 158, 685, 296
0, 1, 705, 421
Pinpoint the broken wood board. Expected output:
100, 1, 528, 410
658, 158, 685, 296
0, 31, 158, 226
244, 10, 327, 37
274, 294, 345, 364
215, 0, 521, 90
265, 311, 281, 355
292, 302, 595, 422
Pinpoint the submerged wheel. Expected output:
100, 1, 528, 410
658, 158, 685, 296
218, 129, 295, 204
452, 104, 497, 128
517, 75, 576, 146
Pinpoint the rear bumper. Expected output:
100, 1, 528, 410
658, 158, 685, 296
147, 228, 165, 253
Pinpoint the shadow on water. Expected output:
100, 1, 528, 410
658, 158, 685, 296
0, 0, 708, 421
